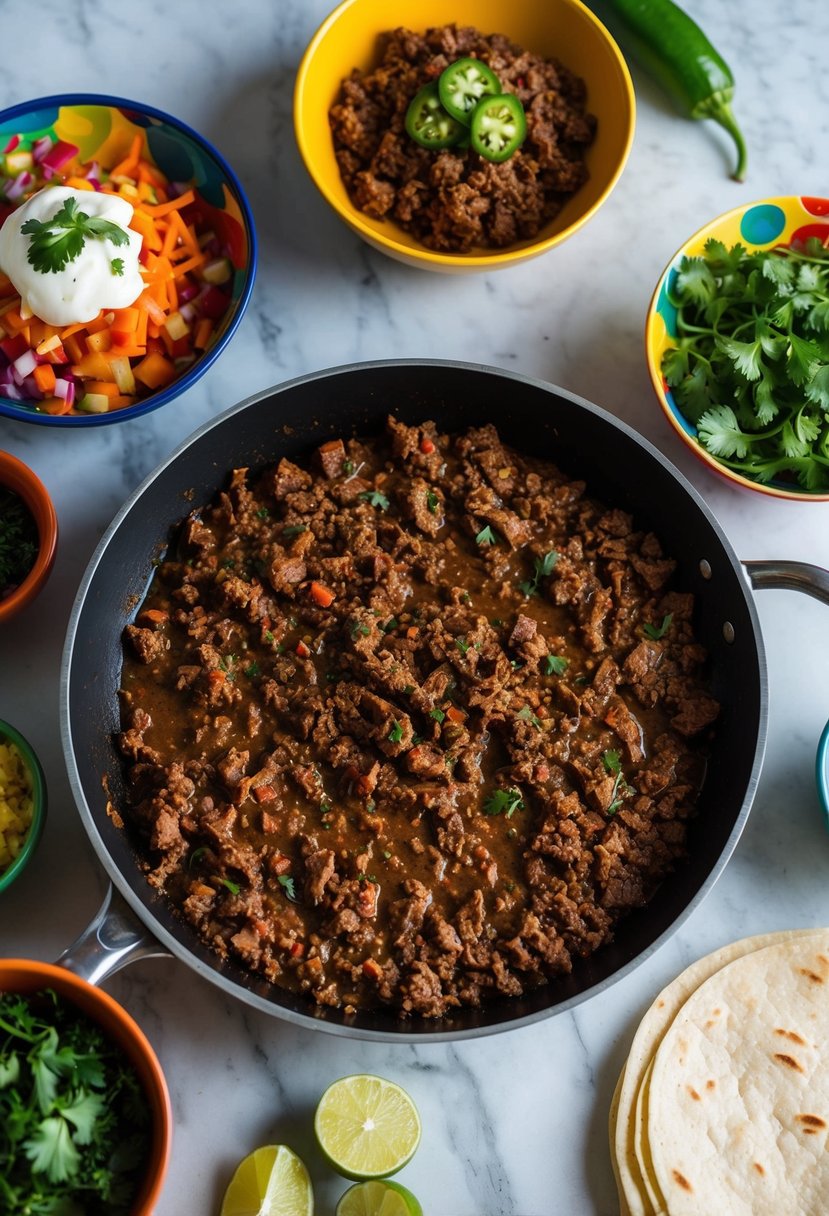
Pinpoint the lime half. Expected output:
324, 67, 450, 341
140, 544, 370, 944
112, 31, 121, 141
335, 1180, 423, 1216
220, 1144, 314, 1216
315, 1074, 421, 1180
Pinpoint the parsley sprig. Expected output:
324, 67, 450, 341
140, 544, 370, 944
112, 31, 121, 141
0, 989, 150, 1213
663, 237, 829, 490
22, 197, 130, 275
602, 748, 632, 815
0, 487, 38, 590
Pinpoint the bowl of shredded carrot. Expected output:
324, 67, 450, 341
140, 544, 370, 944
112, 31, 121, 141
0, 94, 257, 426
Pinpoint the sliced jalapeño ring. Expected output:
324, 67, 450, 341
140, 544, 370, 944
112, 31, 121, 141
405, 82, 466, 149
438, 57, 502, 124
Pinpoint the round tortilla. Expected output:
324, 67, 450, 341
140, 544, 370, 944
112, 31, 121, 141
608, 1065, 633, 1216
612, 930, 814, 1215
647, 932, 829, 1215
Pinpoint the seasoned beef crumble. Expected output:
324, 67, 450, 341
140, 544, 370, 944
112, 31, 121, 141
117, 419, 718, 1018
328, 25, 596, 252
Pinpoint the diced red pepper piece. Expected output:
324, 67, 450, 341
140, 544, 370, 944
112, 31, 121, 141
0, 333, 28, 361
419, 437, 435, 454
295, 640, 311, 659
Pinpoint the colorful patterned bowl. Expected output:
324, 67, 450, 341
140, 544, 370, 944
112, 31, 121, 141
0, 94, 257, 427
294, 0, 635, 273
646, 196, 829, 501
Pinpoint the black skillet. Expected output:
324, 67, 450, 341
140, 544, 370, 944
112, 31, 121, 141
59, 360, 829, 1041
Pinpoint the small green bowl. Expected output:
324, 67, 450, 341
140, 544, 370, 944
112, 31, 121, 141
0, 720, 47, 893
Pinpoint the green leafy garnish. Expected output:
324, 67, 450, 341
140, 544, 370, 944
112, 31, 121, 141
277, 874, 297, 901
21, 196, 130, 274
519, 549, 558, 597
643, 613, 673, 640
483, 788, 524, 818
359, 489, 390, 511
0, 487, 38, 590
517, 705, 541, 730
350, 621, 371, 639
430, 707, 446, 723
544, 654, 568, 676
282, 524, 306, 537
0, 989, 150, 1212
243, 661, 260, 678
662, 239, 829, 490
388, 720, 404, 743
219, 877, 240, 894
110, 257, 125, 276
602, 748, 630, 815
455, 638, 470, 655
475, 525, 498, 546
426, 490, 440, 515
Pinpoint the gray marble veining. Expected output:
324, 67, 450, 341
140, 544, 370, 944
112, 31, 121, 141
1, 1, 828, 1213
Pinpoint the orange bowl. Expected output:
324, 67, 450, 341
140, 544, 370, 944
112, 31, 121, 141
0, 959, 171, 1215
0, 451, 58, 622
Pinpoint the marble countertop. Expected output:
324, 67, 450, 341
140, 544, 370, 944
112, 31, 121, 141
2, 1, 829, 1212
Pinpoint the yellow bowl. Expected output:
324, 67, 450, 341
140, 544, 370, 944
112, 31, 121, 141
294, 0, 635, 272
646, 195, 829, 501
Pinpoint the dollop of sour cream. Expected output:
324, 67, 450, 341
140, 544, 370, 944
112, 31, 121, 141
0, 186, 144, 327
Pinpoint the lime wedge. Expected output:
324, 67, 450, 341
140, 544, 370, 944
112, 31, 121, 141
335, 1180, 423, 1216
314, 1074, 421, 1180
220, 1144, 314, 1216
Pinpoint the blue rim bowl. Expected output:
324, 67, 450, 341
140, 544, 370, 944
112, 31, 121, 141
817, 719, 829, 829
0, 93, 257, 427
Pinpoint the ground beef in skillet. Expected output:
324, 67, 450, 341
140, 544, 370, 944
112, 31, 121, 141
328, 25, 596, 252
117, 418, 718, 1019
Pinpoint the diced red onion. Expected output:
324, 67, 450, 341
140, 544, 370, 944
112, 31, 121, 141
13, 349, 37, 379
32, 136, 53, 163
5, 171, 32, 201
41, 140, 79, 173
2, 134, 20, 154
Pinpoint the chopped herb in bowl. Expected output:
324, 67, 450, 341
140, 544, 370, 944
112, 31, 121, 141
0, 987, 152, 1214
0, 486, 38, 599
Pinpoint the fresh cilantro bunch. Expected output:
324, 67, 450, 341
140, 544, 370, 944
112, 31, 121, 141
0, 989, 151, 1214
662, 237, 829, 490
22, 197, 130, 275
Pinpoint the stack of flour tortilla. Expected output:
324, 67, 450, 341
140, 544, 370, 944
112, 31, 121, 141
610, 930, 829, 1215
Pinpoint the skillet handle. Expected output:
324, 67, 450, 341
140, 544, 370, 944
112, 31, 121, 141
743, 560, 829, 605
57, 884, 172, 987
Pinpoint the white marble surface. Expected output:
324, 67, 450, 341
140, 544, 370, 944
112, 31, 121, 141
1, 1, 829, 1213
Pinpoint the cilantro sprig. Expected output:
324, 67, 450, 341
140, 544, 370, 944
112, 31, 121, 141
662, 237, 829, 490
0, 989, 150, 1213
483, 787, 524, 818
21, 197, 130, 275
519, 550, 558, 597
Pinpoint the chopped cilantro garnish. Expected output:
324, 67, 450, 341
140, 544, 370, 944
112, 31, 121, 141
388, 720, 404, 743
219, 877, 240, 895
517, 705, 541, 730
544, 654, 569, 676
455, 638, 470, 655
483, 788, 524, 818
381, 617, 398, 633
403, 684, 415, 695
430, 707, 446, 723
22, 196, 130, 274
519, 549, 558, 597
243, 661, 260, 678
602, 749, 622, 775
359, 489, 390, 511
278, 874, 297, 901
110, 257, 125, 276
283, 524, 306, 537
343, 459, 355, 475
351, 621, 371, 639
475, 525, 498, 546
256, 507, 270, 519
426, 490, 440, 515
264, 630, 275, 643
602, 749, 631, 816
643, 613, 673, 640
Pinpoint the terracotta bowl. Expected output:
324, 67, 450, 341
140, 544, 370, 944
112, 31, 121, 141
0, 959, 171, 1215
0, 450, 58, 622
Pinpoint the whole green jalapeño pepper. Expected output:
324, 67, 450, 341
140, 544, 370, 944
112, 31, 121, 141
597, 0, 747, 180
